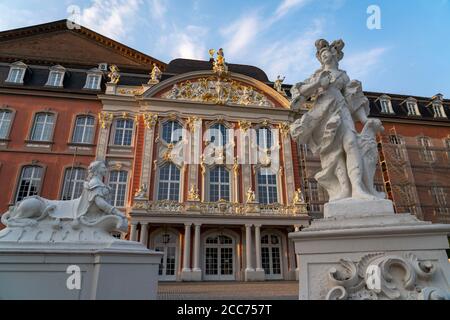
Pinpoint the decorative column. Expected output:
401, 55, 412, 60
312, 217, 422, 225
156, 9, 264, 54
139, 113, 158, 198
295, 226, 301, 280
187, 117, 202, 201
254, 225, 265, 281
279, 123, 296, 204
244, 224, 255, 281
191, 224, 202, 281
140, 223, 149, 247
130, 222, 138, 242
96, 112, 113, 160
181, 223, 192, 281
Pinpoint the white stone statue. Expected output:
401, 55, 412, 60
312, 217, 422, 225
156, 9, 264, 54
290, 39, 385, 203
0, 161, 128, 242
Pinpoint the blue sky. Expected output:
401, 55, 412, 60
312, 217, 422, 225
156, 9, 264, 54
0, 0, 449, 97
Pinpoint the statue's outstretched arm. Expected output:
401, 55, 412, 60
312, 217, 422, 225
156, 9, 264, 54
94, 196, 124, 217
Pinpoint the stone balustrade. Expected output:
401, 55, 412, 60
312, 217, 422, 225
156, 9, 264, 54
132, 200, 307, 216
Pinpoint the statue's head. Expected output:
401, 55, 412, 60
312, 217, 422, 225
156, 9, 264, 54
315, 39, 345, 66
89, 161, 107, 177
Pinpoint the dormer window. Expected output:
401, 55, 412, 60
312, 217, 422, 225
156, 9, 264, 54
404, 98, 421, 116
430, 94, 446, 119
5, 61, 27, 84
45, 65, 65, 87
85, 74, 101, 90
378, 96, 394, 114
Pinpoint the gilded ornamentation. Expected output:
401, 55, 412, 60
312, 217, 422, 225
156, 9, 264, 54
212, 48, 228, 77
188, 185, 200, 201
293, 188, 305, 205
246, 187, 256, 203
162, 78, 275, 107
233, 158, 239, 176
143, 113, 158, 129
279, 122, 290, 138
149, 63, 162, 84
117, 88, 144, 95
107, 65, 120, 84
238, 120, 252, 132
186, 116, 200, 132
274, 75, 286, 95
98, 112, 113, 129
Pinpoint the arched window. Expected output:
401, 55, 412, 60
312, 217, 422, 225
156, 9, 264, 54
257, 168, 278, 204
108, 170, 128, 207
113, 118, 134, 146
16, 166, 43, 202
209, 166, 230, 202
209, 123, 228, 147
0, 109, 13, 139
157, 163, 180, 201
61, 167, 87, 200
72, 115, 95, 144
257, 127, 273, 149
31, 113, 55, 142
162, 120, 183, 143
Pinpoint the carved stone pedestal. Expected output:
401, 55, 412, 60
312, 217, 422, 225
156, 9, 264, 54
0, 223, 162, 300
290, 204, 450, 300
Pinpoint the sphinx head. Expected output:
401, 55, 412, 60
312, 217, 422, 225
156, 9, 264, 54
88, 161, 108, 178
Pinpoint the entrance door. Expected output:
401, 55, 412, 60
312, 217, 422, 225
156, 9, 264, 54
155, 232, 178, 281
261, 234, 283, 280
204, 234, 235, 281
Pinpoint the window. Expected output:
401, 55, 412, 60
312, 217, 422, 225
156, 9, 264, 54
6, 62, 27, 84
209, 166, 230, 202
162, 120, 183, 144
157, 163, 180, 201
0, 109, 13, 139
72, 115, 95, 144
406, 101, 420, 116
389, 135, 404, 160
380, 99, 394, 114
257, 127, 273, 149
84, 74, 101, 90
30, 113, 55, 142
209, 123, 228, 147
432, 104, 446, 118
445, 139, 450, 160
16, 166, 43, 202
257, 168, 278, 204
308, 180, 320, 213
61, 168, 87, 200
113, 118, 134, 146
108, 170, 128, 207
45, 65, 65, 87
418, 137, 434, 162
431, 187, 449, 215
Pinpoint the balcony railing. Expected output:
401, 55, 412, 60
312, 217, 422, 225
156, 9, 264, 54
132, 200, 308, 217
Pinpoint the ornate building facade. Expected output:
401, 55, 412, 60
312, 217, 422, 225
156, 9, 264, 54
0, 20, 449, 282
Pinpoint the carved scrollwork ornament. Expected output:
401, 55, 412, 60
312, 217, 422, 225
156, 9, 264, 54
325, 253, 449, 300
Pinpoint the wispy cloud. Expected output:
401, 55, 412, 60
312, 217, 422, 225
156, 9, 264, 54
221, 14, 261, 57
258, 19, 324, 83
80, 0, 143, 41
161, 25, 208, 60
273, 0, 312, 21
342, 47, 388, 79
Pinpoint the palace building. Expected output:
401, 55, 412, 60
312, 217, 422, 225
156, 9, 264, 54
0, 20, 449, 282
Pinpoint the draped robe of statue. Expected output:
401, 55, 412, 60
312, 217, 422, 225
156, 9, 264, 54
291, 67, 383, 202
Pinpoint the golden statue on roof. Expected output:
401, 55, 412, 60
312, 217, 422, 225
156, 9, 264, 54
211, 48, 229, 76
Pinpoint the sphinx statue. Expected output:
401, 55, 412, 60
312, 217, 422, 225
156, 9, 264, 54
0, 161, 128, 242
290, 39, 385, 203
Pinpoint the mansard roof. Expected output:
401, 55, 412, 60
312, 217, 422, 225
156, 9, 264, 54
165, 58, 269, 82
0, 19, 166, 73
